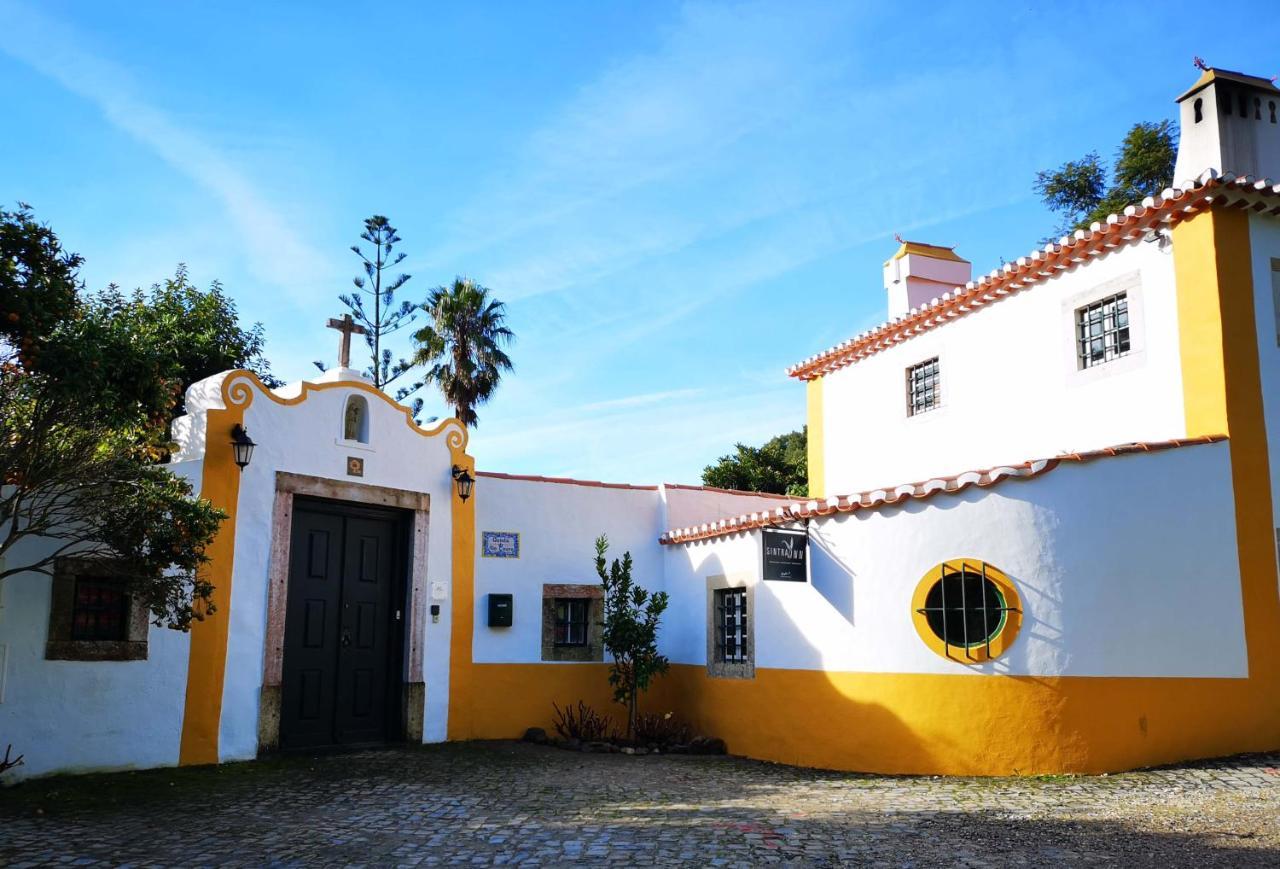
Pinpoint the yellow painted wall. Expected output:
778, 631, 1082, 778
806, 377, 824, 499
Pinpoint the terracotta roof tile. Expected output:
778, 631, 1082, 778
788, 171, 1280, 381
658, 435, 1227, 545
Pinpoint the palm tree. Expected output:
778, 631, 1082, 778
411, 277, 514, 427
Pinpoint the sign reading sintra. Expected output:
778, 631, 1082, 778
762, 528, 807, 582
482, 531, 521, 559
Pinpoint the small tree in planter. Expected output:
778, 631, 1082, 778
595, 534, 669, 740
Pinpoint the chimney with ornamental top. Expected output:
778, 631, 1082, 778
1173, 60, 1280, 184
882, 236, 971, 320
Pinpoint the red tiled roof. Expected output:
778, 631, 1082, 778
788, 171, 1280, 381
658, 436, 1227, 545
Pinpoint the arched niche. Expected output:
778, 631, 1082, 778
343, 393, 371, 443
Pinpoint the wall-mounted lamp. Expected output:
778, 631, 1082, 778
230, 424, 257, 471
451, 465, 475, 501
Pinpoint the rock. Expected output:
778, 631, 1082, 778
523, 727, 548, 745
585, 741, 612, 753
667, 744, 689, 754
690, 736, 727, 755
621, 747, 636, 755
634, 747, 649, 756
564, 738, 582, 751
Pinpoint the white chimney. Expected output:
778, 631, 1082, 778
883, 240, 971, 320
1174, 66, 1280, 184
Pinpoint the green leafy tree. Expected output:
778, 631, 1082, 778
322, 215, 422, 413
0, 207, 245, 628
702, 428, 807, 497
0, 203, 82, 367
1035, 120, 1178, 237
410, 277, 514, 427
595, 534, 669, 740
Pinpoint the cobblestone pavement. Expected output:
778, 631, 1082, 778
2, 742, 1279, 867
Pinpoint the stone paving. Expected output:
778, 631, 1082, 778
2, 741, 1279, 867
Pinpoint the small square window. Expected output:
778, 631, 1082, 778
714, 588, 748, 663
554, 598, 588, 646
71, 576, 130, 641
906, 357, 941, 416
1076, 292, 1130, 369
46, 558, 147, 661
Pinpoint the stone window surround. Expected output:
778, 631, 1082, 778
540, 583, 603, 662
45, 557, 150, 662
1061, 270, 1146, 385
706, 574, 755, 679
257, 471, 431, 752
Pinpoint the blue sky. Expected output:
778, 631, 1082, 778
1, 1, 1275, 484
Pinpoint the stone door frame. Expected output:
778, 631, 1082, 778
257, 471, 431, 752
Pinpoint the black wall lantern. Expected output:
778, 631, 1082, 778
230, 424, 256, 471
451, 465, 474, 501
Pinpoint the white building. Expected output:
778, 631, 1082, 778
3, 65, 1280, 779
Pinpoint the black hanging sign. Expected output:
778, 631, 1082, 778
762, 528, 807, 582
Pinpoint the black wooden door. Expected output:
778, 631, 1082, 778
280, 500, 405, 750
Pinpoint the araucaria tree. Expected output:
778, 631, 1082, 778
1034, 120, 1178, 237
411, 277, 514, 427
327, 215, 423, 413
595, 534, 669, 740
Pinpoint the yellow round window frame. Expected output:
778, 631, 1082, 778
911, 559, 1022, 664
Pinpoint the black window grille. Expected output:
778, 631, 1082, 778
554, 598, 588, 646
714, 588, 748, 662
906, 357, 941, 416
1076, 292, 1130, 369
915, 562, 1019, 660
71, 576, 130, 641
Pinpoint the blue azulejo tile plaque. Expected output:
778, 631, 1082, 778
481, 530, 520, 559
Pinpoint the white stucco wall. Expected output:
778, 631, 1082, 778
819, 242, 1188, 494
176, 371, 463, 759
471, 477, 662, 664
0, 460, 203, 781
663, 442, 1245, 678
1248, 214, 1280, 526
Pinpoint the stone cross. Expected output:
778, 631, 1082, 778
326, 314, 368, 369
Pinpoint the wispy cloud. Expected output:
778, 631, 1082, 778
0, 0, 335, 305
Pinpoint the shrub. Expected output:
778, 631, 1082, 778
551, 701, 615, 743
634, 711, 693, 746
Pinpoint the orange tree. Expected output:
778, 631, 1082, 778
595, 534, 669, 740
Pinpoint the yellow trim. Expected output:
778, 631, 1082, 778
885, 241, 969, 266
178, 371, 469, 763
910, 560, 1021, 664
178, 378, 247, 765
447, 443, 477, 739
806, 377, 824, 499
1176, 68, 1280, 102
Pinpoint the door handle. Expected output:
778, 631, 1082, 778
341, 631, 352, 647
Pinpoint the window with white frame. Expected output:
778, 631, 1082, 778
906, 357, 941, 416
1076, 292, 1130, 369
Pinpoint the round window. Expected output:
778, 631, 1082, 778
911, 560, 1021, 663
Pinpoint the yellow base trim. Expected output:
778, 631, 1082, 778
435, 660, 1280, 775
806, 378, 824, 499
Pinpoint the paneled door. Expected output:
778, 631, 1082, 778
280, 498, 406, 750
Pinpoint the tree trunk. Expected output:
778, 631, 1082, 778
628, 671, 638, 741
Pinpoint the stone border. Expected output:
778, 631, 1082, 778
45, 557, 149, 662
540, 584, 604, 662
257, 471, 431, 752
705, 574, 755, 679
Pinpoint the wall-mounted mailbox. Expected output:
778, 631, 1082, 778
488, 593, 513, 628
